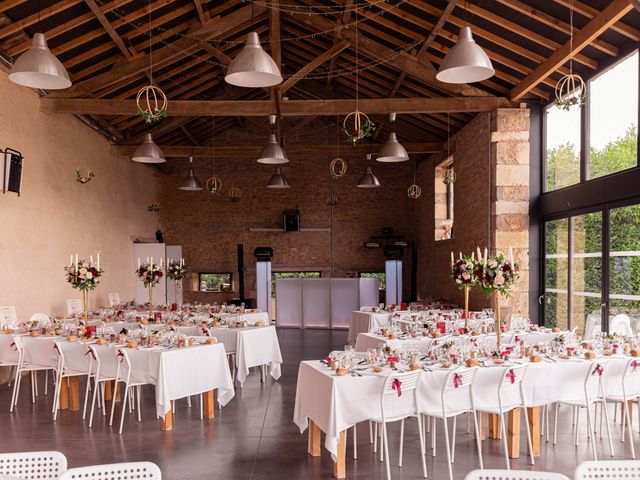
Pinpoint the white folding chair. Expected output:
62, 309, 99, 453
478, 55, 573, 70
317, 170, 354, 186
610, 314, 634, 337
86, 344, 117, 428
371, 370, 427, 480
605, 357, 640, 458
59, 461, 161, 480
465, 469, 570, 480
9, 336, 56, 412
575, 459, 640, 479
109, 348, 149, 435
51, 341, 92, 421
477, 364, 535, 469
553, 361, 614, 460
422, 367, 483, 480
0, 451, 67, 479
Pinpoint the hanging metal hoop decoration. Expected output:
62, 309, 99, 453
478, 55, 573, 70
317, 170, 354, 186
554, 73, 586, 111
206, 176, 223, 194
75, 169, 94, 184
407, 184, 422, 200
228, 187, 241, 203
342, 111, 375, 145
329, 157, 348, 178
136, 85, 168, 123
327, 195, 338, 206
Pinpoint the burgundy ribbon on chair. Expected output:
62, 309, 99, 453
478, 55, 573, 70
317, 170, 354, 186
453, 373, 462, 389
85, 348, 96, 361
9, 342, 16, 351
506, 369, 516, 384
391, 378, 402, 397
53, 344, 61, 355
632, 361, 640, 372
202, 328, 210, 336
116, 350, 125, 363
592, 363, 603, 376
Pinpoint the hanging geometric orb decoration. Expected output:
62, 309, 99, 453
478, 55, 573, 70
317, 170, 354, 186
206, 176, 223, 194
342, 111, 375, 145
329, 157, 348, 178
554, 73, 586, 111
327, 195, 338, 206
136, 85, 168, 123
228, 187, 241, 203
407, 184, 422, 200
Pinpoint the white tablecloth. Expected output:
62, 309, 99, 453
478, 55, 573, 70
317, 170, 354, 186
293, 356, 634, 459
348, 310, 414, 344
177, 325, 282, 385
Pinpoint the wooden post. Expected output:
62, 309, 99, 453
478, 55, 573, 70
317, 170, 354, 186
203, 390, 215, 419
161, 401, 173, 431
478, 412, 487, 440
489, 413, 501, 439
527, 407, 541, 457
105, 380, 120, 402
507, 409, 521, 458
69, 377, 80, 411
59, 377, 69, 410
309, 420, 321, 457
332, 430, 346, 479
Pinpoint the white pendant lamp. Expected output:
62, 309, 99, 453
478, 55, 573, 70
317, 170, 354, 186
179, 156, 203, 191
225, 32, 283, 88
132, 133, 166, 163
377, 114, 409, 162
358, 154, 381, 188
436, 26, 494, 84
267, 167, 290, 188
258, 134, 289, 163
9, 33, 71, 90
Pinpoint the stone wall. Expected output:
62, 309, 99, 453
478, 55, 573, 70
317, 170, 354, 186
158, 118, 417, 305
414, 108, 531, 316
0, 72, 159, 318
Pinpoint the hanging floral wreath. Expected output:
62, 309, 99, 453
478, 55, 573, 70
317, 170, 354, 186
206, 176, 223, 194
407, 184, 422, 200
342, 111, 375, 145
329, 157, 348, 178
554, 73, 586, 111
136, 85, 168, 123
228, 187, 241, 203
75, 170, 94, 184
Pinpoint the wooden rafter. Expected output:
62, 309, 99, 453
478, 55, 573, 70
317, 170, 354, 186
41, 96, 511, 116
511, 0, 634, 101
553, 0, 640, 41
327, 0, 354, 88
280, 40, 349, 93
629, 0, 640, 13
83, 0, 136, 59
419, 0, 456, 58
193, 0, 208, 25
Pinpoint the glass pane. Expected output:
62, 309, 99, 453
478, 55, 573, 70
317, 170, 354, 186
545, 219, 569, 329
360, 272, 386, 290
544, 104, 581, 192
199, 273, 232, 292
571, 212, 602, 338
589, 51, 638, 179
609, 204, 640, 336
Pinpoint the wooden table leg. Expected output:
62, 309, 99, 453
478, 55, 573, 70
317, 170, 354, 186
161, 401, 173, 431
489, 413, 501, 439
203, 391, 215, 419
332, 430, 346, 479
508, 409, 521, 459
527, 407, 541, 457
105, 380, 120, 402
478, 413, 486, 440
69, 377, 80, 411
59, 377, 69, 410
628, 400, 634, 425
308, 420, 321, 457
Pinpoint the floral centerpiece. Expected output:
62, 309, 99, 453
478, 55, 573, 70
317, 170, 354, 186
137, 260, 163, 319
480, 250, 520, 355
166, 259, 186, 308
450, 253, 482, 331
65, 254, 103, 323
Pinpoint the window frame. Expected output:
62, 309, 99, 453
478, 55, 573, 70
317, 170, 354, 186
358, 271, 386, 290
198, 272, 234, 293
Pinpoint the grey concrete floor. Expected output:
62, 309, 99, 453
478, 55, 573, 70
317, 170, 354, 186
1, 328, 639, 479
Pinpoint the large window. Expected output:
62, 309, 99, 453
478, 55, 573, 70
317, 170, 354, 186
198, 273, 233, 292
588, 51, 638, 179
359, 272, 385, 290
544, 218, 569, 329
544, 105, 581, 192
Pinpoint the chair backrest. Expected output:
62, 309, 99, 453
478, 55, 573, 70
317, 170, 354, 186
115, 348, 133, 382
29, 312, 50, 324
0, 305, 18, 326
67, 299, 83, 316
59, 461, 161, 480
0, 451, 67, 479
610, 314, 633, 336
575, 459, 640, 479
443, 367, 477, 392
381, 371, 421, 396
499, 364, 528, 388
465, 468, 570, 480
108, 293, 121, 307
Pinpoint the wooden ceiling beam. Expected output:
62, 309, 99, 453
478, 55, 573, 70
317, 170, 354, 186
553, 0, 640, 41
285, 11, 490, 98
629, 0, 640, 13
0, 0, 82, 41
418, 0, 456, 58
83, 0, 136, 59
511, 0, 634, 101
326, 0, 354, 88
48, 4, 266, 98
495, 0, 618, 56
113, 142, 444, 157
42, 96, 511, 116
280, 40, 349, 93
193, 0, 208, 25
269, 0, 282, 70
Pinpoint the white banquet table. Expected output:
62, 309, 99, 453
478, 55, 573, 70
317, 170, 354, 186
293, 355, 634, 478
347, 310, 414, 344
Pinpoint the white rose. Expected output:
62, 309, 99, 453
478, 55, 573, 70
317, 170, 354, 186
462, 272, 471, 281
86, 272, 93, 279
466, 262, 474, 270
82, 262, 89, 268
495, 273, 505, 286
488, 260, 498, 269
455, 279, 462, 284
79, 267, 88, 275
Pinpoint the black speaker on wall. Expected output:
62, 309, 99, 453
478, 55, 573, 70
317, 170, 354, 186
283, 210, 300, 232
3, 148, 23, 196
